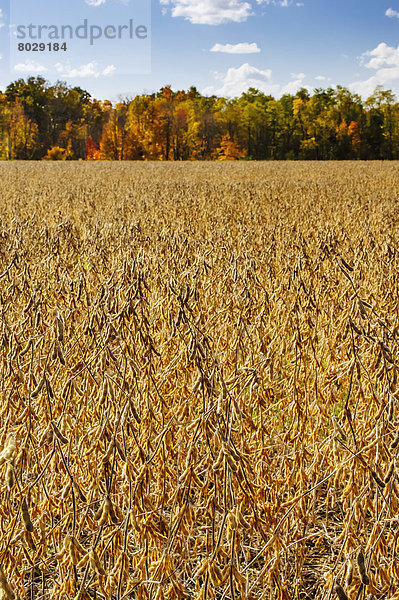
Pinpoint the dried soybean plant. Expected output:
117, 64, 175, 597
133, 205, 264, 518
0, 161, 398, 600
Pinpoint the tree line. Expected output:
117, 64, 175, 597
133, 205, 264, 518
0, 76, 398, 160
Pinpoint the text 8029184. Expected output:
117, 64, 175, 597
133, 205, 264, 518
18, 42, 67, 51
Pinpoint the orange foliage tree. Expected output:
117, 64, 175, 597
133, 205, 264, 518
348, 120, 361, 155
85, 136, 101, 160
216, 133, 246, 160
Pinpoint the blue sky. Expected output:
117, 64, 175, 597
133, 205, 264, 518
0, 0, 399, 100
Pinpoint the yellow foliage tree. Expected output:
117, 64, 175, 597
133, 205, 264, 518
42, 146, 68, 160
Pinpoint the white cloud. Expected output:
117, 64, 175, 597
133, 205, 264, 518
160, 0, 253, 24
351, 42, 399, 97
0, 55, 2, 61
281, 72, 306, 94
14, 60, 47, 73
291, 71, 305, 79
0, 8, 4, 28
102, 64, 116, 76
361, 42, 399, 70
257, 0, 300, 5
386, 8, 399, 18
203, 63, 274, 96
314, 75, 331, 82
85, 0, 131, 4
210, 42, 260, 54
203, 63, 307, 97
55, 61, 116, 78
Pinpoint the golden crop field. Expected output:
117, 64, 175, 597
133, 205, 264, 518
0, 161, 399, 600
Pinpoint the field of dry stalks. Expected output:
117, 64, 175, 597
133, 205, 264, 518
0, 161, 398, 600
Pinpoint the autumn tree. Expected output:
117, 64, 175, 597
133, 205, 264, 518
42, 146, 68, 160
216, 133, 246, 160
85, 136, 101, 160
1, 78, 399, 161
4, 100, 38, 159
